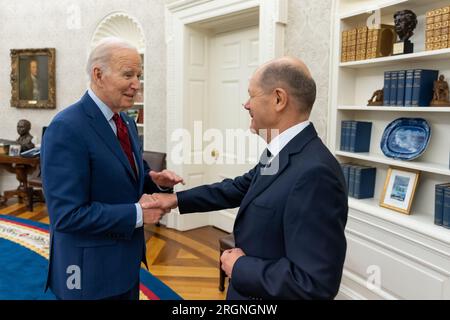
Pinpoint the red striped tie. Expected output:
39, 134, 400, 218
113, 113, 137, 177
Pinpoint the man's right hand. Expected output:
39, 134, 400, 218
139, 194, 168, 224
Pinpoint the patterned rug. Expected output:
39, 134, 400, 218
0, 215, 181, 300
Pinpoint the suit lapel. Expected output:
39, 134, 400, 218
81, 93, 137, 182
236, 123, 319, 220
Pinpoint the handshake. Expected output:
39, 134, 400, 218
138, 193, 178, 224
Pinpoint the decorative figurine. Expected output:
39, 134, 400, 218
430, 74, 450, 106
16, 119, 35, 152
367, 89, 384, 106
393, 10, 418, 55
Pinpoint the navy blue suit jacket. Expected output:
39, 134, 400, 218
41, 92, 160, 299
177, 123, 348, 300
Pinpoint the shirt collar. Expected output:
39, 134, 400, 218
266, 120, 310, 158
88, 88, 115, 122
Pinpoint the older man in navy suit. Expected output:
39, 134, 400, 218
154, 57, 348, 300
41, 38, 183, 300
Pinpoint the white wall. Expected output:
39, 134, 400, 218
0, 0, 333, 191
0, 0, 166, 190
285, 0, 333, 142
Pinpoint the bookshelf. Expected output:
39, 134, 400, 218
330, 0, 450, 300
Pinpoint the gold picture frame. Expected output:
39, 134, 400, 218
380, 166, 420, 214
10, 48, 56, 109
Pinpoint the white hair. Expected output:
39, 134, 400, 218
86, 37, 138, 82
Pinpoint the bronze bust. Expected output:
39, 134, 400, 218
394, 10, 418, 41
393, 10, 417, 55
16, 119, 35, 152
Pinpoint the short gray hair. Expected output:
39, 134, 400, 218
259, 62, 316, 115
86, 37, 138, 81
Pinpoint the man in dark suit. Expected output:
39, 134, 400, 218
154, 57, 348, 300
41, 37, 183, 300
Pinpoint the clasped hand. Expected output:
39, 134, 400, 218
138, 193, 179, 224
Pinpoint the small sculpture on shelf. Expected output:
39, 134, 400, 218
430, 75, 450, 106
367, 89, 384, 106
393, 10, 418, 55
16, 119, 35, 152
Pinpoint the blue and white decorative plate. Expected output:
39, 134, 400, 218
380, 118, 431, 160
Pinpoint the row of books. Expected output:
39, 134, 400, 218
340, 121, 372, 152
341, 25, 395, 62
435, 183, 450, 228
426, 6, 450, 51
383, 69, 439, 106
341, 164, 377, 199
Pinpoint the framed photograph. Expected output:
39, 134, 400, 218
10, 48, 56, 108
8, 145, 21, 157
380, 167, 420, 214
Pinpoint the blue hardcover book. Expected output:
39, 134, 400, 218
389, 71, 398, 106
348, 165, 356, 198
383, 71, 391, 106
340, 121, 351, 151
340, 163, 351, 194
396, 70, 406, 106
340, 121, 346, 151
443, 187, 450, 229
404, 69, 415, 107
349, 121, 372, 152
435, 183, 450, 226
411, 69, 439, 106
354, 166, 376, 199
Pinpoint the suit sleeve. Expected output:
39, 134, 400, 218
231, 165, 348, 299
41, 120, 136, 238
176, 166, 257, 213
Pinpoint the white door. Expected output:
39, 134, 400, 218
205, 26, 261, 232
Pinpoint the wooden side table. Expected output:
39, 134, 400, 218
0, 154, 40, 208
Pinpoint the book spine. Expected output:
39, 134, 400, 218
348, 165, 356, 197
435, 184, 445, 226
417, 70, 439, 106
411, 69, 422, 106
396, 70, 406, 106
389, 71, 398, 106
383, 71, 391, 106
349, 121, 357, 153
340, 121, 347, 151
443, 187, 450, 228
354, 121, 372, 153
354, 167, 362, 198
357, 167, 376, 199
404, 69, 415, 106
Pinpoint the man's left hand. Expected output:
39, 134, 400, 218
149, 170, 185, 188
220, 248, 246, 278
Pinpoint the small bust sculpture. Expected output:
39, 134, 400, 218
431, 74, 450, 106
16, 119, 35, 152
393, 10, 418, 42
367, 89, 384, 106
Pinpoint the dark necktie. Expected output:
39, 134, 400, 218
253, 149, 272, 185
113, 113, 137, 177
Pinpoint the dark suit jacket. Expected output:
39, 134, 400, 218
41, 92, 160, 299
177, 123, 348, 300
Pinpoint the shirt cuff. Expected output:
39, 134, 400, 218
135, 203, 143, 228
157, 184, 170, 192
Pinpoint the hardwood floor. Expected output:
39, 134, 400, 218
0, 201, 229, 300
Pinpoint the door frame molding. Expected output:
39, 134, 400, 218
164, 0, 287, 231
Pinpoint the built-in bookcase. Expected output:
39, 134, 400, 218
330, 0, 450, 300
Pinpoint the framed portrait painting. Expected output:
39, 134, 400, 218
10, 48, 56, 108
380, 167, 420, 214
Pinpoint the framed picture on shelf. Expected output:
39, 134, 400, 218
10, 48, 56, 108
380, 167, 420, 215
8, 145, 21, 157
